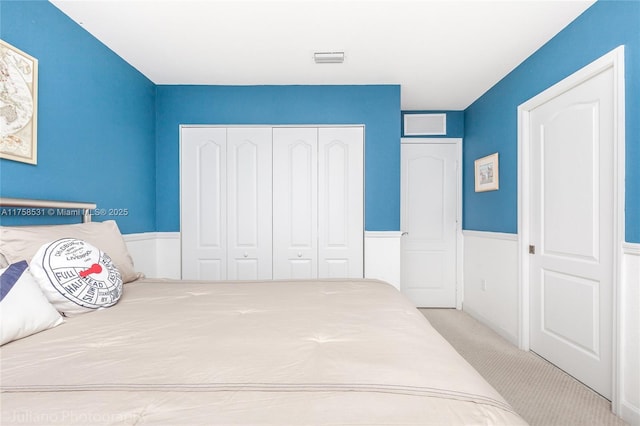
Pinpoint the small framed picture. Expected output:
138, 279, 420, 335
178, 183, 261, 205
0, 39, 38, 165
474, 153, 499, 192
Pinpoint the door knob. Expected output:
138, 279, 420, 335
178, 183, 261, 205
297, 252, 302, 258
243, 253, 248, 258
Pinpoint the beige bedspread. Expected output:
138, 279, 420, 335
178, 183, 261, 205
1, 278, 527, 425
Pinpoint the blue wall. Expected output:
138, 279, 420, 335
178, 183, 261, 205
155, 85, 401, 232
463, 0, 640, 243
1, 1, 399, 234
3, 1, 636, 242
401, 111, 464, 138
0, 1, 156, 233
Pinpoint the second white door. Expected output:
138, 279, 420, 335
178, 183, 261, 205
529, 63, 615, 399
400, 141, 458, 307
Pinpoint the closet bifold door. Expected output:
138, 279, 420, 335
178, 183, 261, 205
181, 127, 227, 280
318, 127, 364, 278
272, 127, 319, 279
226, 128, 272, 280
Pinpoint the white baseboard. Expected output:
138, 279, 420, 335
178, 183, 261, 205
621, 404, 640, 426
463, 304, 519, 346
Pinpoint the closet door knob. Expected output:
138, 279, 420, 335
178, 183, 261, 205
243, 253, 248, 258
297, 252, 302, 258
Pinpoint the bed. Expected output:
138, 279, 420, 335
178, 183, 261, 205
0, 198, 527, 425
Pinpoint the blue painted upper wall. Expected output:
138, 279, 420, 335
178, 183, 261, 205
155, 85, 401, 232
4, 0, 636, 241
401, 111, 464, 138
0, 1, 156, 233
1, 1, 400, 234
463, 0, 640, 243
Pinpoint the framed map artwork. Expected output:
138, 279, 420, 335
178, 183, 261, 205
0, 39, 38, 164
474, 152, 499, 192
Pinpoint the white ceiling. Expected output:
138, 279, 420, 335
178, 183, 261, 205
50, 0, 595, 110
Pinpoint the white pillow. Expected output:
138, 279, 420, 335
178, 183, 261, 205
30, 239, 123, 317
0, 261, 64, 345
0, 220, 142, 283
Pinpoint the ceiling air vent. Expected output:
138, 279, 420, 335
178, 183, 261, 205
314, 52, 345, 64
403, 113, 447, 136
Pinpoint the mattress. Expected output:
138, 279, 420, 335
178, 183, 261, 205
1, 278, 527, 425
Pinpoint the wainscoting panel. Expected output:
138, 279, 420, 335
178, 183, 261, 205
124, 232, 181, 279
462, 230, 638, 425
462, 230, 520, 345
620, 242, 640, 425
364, 231, 402, 290
126, 231, 401, 287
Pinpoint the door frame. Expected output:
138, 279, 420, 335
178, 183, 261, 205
517, 46, 625, 410
400, 137, 463, 309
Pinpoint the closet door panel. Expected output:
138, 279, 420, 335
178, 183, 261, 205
182, 125, 365, 282
272, 128, 318, 279
181, 127, 227, 280
227, 128, 273, 280
318, 127, 364, 278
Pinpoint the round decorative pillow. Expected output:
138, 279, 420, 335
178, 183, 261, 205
30, 238, 123, 316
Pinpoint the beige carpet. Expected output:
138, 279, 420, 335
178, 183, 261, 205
420, 308, 628, 426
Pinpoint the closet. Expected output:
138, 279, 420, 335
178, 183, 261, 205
180, 125, 364, 281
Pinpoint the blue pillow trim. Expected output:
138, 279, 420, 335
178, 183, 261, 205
0, 260, 29, 302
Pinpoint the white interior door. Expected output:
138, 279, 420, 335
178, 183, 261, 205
400, 141, 458, 307
181, 127, 227, 280
318, 127, 364, 278
226, 128, 272, 280
529, 66, 615, 398
272, 128, 318, 279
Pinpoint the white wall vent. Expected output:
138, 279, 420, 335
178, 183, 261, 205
403, 113, 447, 136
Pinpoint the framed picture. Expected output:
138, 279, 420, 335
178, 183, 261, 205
474, 152, 499, 192
0, 39, 38, 165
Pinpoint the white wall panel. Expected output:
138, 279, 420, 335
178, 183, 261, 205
364, 231, 402, 290
462, 230, 520, 345
620, 243, 640, 425
123, 232, 180, 279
